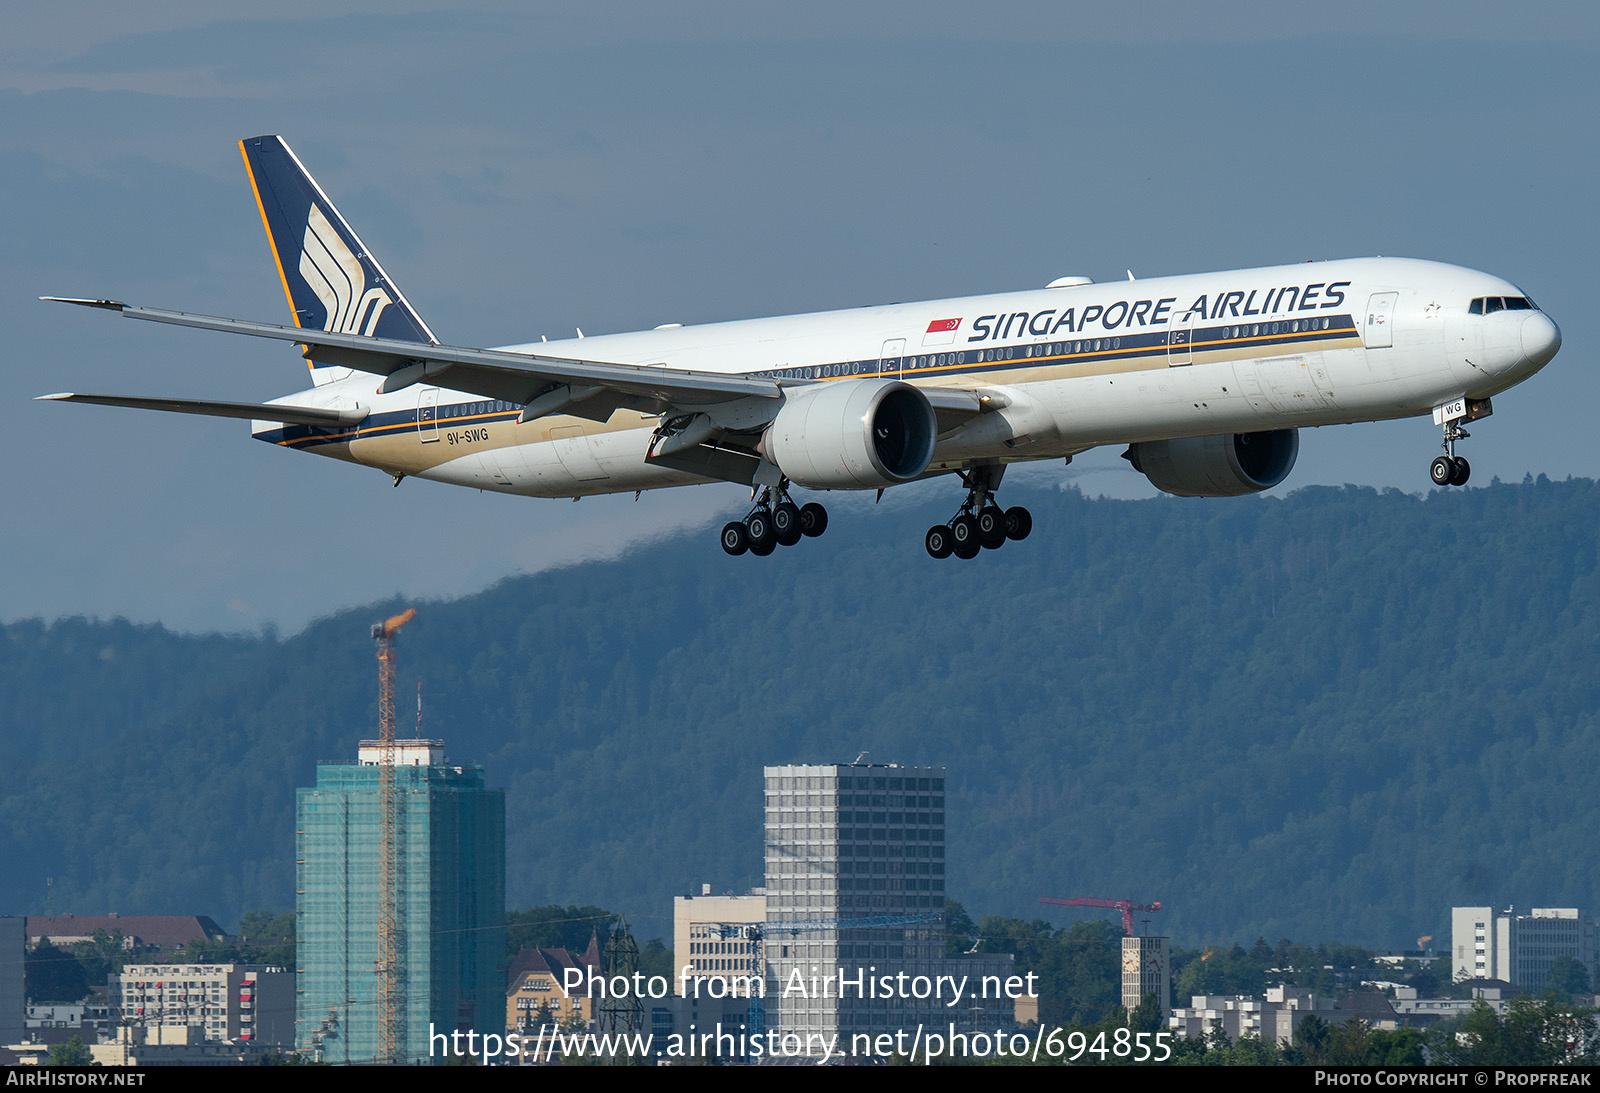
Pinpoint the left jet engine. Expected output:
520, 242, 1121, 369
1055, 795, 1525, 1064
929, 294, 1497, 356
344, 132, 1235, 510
763, 379, 938, 490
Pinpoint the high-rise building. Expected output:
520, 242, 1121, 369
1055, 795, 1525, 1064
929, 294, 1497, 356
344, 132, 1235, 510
1121, 935, 1170, 1018
1451, 906, 1599, 992
0, 917, 22, 1045
297, 739, 504, 1064
1454, 907, 1515, 984
763, 762, 953, 1041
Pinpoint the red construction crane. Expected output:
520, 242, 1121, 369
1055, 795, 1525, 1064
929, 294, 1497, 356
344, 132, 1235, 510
1040, 896, 1162, 937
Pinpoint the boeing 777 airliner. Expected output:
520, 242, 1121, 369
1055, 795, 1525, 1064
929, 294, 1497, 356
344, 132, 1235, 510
42, 136, 1561, 559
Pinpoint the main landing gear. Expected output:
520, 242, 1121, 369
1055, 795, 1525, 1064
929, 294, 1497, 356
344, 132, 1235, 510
925, 466, 1031, 560
1429, 419, 1471, 487
720, 482, 828, 556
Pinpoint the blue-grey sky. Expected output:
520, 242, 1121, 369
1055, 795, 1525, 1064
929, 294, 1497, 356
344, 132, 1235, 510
5, 2, 1597, 632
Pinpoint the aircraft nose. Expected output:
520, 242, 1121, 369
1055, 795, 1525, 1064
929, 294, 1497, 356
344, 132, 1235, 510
1521, 312, 1561, 367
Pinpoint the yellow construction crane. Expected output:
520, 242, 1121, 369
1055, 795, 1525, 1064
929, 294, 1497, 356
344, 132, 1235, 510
372, 607, 415, 1063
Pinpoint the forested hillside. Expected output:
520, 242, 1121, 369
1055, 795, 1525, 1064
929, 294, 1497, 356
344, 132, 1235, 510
4, 475, 1597, 947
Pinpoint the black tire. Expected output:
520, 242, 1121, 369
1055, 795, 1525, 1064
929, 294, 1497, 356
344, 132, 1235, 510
1450, 456, 1471, 486
977, 506, 1007, 549
953, 536, 981, 560
720, 522, 749, 556
746, 510, 775, 551
800, 502, 829, 537
925, 525, 953, 559
950, 513, 977, 550
1004, 506, 1033, 541
1430, 456, 1454, 486
773, 501, 803, 546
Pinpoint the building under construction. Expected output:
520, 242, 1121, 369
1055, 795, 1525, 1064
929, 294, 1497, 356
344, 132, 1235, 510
295, 614, 505, 1064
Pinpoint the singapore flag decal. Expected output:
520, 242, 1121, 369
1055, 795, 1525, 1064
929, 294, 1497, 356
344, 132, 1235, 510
922, 317, 962, 347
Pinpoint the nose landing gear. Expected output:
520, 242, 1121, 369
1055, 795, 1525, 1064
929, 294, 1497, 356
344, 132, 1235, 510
1429, 418, 1471, 488
1428, 397, 1493, 487
925, 466, 1031, 560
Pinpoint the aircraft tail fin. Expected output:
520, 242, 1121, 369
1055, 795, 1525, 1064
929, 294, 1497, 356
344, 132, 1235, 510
239, 135, 437, 386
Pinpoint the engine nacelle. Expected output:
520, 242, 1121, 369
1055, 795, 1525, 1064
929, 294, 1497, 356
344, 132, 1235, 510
1124, 429, 1299, 497
764, 379, 937, 490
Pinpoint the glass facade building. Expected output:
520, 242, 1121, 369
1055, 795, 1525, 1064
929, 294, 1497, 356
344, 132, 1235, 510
296, 743, 504, 1064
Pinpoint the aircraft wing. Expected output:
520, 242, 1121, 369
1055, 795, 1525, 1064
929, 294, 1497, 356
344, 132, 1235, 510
35, 391, 369, 427
46, 298, 780, 416
43, 298, 985, 426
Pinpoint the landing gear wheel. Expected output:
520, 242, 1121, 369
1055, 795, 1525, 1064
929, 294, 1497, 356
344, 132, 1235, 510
720, 522, 749, 556
1449, 456, 1471, 486
1004, 506, 1033, 541
925, 525, 954, 559
772, 501, 803, 546
746, 510, 776, 553
977, 506, 1008, 549
799, 502, 828, 537
949, 514, 980, 560
1430, 456, 1455, 486
950, 513, 977, 551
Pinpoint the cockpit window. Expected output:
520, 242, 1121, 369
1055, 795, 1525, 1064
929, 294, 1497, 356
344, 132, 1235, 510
1469, 296, 1536, 315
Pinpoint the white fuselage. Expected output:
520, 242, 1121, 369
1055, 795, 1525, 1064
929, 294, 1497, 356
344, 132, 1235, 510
253, 256, 1559, 497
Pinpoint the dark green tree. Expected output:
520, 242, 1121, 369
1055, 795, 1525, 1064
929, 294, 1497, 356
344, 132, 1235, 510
1292, 1013, 1329, 1064
637, 937, 673, 981
25, 941, 89, 1003
1127, 993, 1165, 1034
235, 910, 296, 967
71, 929, 126, 987
1324, 1018, 1373, 1066
46, 1036, 93, 1066
506, 905, 616, 960
1366, 1027, 1427, 1066
974, 916, 1120, 1028
1430, 997, 1597, 1066
1546, 955, 1592, 995
944, 899, 976, 956
1177, 1029, 1283, 1066
1407, 956, 1449, 998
